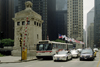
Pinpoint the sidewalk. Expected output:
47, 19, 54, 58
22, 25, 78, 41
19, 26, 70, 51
0, 56, 37, 63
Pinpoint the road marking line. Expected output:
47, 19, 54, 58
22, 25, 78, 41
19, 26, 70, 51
96, 51, 100, 67
24, 65, 32, 67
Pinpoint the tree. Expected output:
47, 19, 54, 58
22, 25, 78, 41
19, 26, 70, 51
54, 39, 65, 43
1, 38, 14, 46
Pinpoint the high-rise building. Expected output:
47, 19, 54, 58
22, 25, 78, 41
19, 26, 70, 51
18, 0, 56, 40
0, 0, 14, 39
88, 23, 94, 48
14, 0, 18, 13
83, 29, 86, 47
56, 0, 67, 10
94, 0, 100, 47
67, 0, 83, 41
56, 10, 67, 37
87, 7, 94, 47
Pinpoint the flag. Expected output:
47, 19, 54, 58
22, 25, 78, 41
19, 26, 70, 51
62, 35, 66, 39
80, 41, 83, 44
68, 38, 71, 42
75, 40, 80, 43
58, 34, 62, 38
65, 37, 68, 40
72, 38, 75, 42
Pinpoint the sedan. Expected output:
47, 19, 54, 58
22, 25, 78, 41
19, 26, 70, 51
53, 51, 72, 61
71, 50, 79, 58
80, 49, 94, 61
77, 48, 82, 53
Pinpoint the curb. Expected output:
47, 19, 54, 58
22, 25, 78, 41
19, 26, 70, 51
0, 58, 37, 64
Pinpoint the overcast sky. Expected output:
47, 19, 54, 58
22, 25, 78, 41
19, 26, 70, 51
83, 0, 94, 30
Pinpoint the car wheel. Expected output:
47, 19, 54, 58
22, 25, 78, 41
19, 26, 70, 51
36, 56, 40, 59
70, 56, 72, 60
77, 54, 79, 58
80, 58, 82, 61
91, 58, 94, 61
66, 57, 68, 61
54, 60, 56, 62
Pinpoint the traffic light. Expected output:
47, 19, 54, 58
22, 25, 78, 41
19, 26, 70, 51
20, 38, 22, 47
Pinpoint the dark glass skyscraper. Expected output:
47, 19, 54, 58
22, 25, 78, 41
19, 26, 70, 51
94, 0, 100, 47
18, 0, 56, 40
0, 0, 14, 39
56, 10, 67, 37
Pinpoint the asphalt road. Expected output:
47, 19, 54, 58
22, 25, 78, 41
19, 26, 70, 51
0, 51, 100, 67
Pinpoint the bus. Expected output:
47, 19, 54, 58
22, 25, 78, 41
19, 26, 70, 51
66, 43, 73, 50
36, 40, 67, 59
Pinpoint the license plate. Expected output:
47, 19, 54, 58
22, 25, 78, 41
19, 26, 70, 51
57, 58, 59, 60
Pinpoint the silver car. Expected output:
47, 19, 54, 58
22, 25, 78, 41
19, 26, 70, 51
53, 51, 72, 61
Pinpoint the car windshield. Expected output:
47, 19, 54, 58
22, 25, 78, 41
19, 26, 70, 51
81, 49, 92, 54
58, 51, 67, 54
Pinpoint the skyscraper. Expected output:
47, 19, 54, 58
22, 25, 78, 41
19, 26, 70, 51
0, 0, 14, 39
56, 10, 67, 37
67, 0, 83, 41
18, 0, 56, 40
87, 7, 94, 47
94, 0, 100, 47
56, 0, 67, 10
56, 0, 67, 39
88, 23, 94, 48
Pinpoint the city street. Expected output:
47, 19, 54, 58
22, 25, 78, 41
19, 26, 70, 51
0, 51, 100, 67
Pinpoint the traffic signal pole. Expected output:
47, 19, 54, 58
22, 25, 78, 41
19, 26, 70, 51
20, 34, 22, 61
20, 17, 28, 60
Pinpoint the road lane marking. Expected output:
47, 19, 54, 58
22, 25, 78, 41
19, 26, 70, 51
24, 65, 32, 67
96, 51, 100, 67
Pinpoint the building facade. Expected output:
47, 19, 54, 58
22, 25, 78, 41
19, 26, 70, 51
87, 7, 94, 47
56, 0, 67, 10
56, 10, 67, 37
0, 0, 14, 39
67, 0, 83, 41
18, 0, 56, 40
83, 29, 86, 47
88, 23, 94, 48
94, 0, 100, 47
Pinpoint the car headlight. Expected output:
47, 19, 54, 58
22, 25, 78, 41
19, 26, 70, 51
90, 55, 92, 57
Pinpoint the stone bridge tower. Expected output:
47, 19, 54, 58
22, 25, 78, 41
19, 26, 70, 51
12, 1, 43, 58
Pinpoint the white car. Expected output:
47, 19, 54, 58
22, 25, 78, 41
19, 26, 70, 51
53, 51, 72, 61
77, 49, 82, 53
93, 48, 98, 52
71, 50, 79, 58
